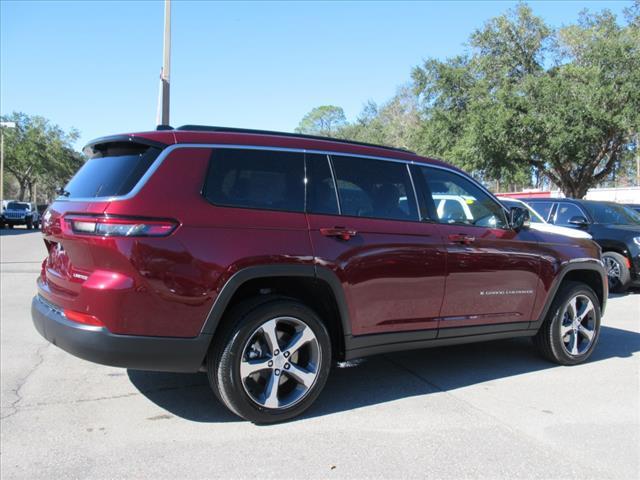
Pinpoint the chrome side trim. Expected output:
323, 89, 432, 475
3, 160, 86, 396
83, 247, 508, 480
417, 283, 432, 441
326, 154, 342, 215
54, 143, 504, 211
405, 164, 422, 221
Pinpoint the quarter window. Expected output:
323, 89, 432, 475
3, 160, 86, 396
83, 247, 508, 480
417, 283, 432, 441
330, 155, 418, 221
416, 167, 508, 228
203, 149, 305, 212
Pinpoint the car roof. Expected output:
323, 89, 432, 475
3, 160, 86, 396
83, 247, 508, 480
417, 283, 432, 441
84, 127, 461, 173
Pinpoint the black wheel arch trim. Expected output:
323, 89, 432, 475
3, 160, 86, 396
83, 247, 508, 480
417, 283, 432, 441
200, 264, 352, 338
529, 258, 607, 331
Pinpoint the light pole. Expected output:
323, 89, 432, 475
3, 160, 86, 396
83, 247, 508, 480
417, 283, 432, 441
0, 121, 17, 210
156, 0, 171, 127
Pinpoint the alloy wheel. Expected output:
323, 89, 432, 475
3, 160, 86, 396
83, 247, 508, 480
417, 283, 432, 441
559, 294, 596, 356
240, 316, 321, 410
603, 256, 622, 290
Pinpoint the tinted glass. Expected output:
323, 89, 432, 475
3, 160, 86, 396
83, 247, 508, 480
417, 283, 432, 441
582, 202, 640, 225
204, 148, 305, 212
527, 201, 554, 221
330, 155, 418, 221
64, 143, 160, 198
306, 154, 339, 215
7, 202, 29, 210
418, 167, 508, 228
500, 199, 544, 223
554, 203, 586, 226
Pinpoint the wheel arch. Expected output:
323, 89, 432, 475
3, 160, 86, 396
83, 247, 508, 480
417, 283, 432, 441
200, 265, 351, 359
532, 259, 607, 330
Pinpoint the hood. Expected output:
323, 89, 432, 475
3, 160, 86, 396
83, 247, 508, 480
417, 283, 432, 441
530, 223, 592, 239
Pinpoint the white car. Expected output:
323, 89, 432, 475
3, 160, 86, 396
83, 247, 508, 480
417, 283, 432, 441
498, 197, 591, 239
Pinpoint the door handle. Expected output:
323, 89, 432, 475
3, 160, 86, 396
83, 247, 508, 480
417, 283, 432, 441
448, 233, 475, 245
320, 227, 358, 241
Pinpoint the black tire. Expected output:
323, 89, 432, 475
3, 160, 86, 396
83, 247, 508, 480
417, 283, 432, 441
534, 281, 601, 365
602, 251, 631, 293
8, 224, 14, 229
207, 297, 332, 424
26, 218, 33, 229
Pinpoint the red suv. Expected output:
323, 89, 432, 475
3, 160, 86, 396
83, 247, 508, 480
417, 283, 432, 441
32, 126, 607, 423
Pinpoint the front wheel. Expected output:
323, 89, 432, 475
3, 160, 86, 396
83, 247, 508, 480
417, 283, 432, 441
534, 281, 601, 365
207, 298, 332, 423
26, 218, 33, 229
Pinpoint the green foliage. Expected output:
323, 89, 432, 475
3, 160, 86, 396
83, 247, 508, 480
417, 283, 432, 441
297, 2, 639, 197
295, 105, 347, 137
1, 112, 85, 202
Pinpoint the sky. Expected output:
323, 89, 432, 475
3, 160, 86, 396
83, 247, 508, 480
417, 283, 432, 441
1, 0, 632, 149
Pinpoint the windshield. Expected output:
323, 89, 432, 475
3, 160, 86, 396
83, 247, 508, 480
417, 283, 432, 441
499, 199, 545, 224
63, 142, 161, 199
583, 202, 640, 225
7, 202, 29, 211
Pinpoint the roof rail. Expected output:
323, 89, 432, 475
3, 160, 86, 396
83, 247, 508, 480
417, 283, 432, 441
175, 125, 415, 154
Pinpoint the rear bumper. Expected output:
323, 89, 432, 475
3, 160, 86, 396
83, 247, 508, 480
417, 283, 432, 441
31, 295, 211, 372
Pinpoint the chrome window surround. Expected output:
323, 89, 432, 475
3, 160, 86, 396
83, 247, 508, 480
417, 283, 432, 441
55, 142, 510, 221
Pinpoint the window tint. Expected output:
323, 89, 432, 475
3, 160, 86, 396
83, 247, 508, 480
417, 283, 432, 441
417, 167, 508, 228
306, 154, 339, 215
64, 143, 160, 198
527, 201, 554, 221
554, 203, 586, 226
330, 155, 418, 221
582, 202, 640, 225
204, 148, 305, 212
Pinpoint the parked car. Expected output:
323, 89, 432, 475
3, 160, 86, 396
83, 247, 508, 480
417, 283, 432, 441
498, 197, 591, 239
1, 201, 40, 229
32, 126, 607, 423
524, 198, 640, 293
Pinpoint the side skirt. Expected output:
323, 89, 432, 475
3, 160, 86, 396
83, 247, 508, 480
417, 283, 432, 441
344, 324, 537, 360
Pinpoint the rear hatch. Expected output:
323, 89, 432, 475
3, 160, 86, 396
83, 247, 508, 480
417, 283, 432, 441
40, 140, 167, 306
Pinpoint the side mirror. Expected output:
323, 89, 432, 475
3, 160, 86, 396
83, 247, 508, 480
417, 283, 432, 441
510, 206, 531, 231
568, 216, 589, 228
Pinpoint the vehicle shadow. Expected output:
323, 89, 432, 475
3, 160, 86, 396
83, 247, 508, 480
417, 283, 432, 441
0, 227, 40, 236
127, 325, 639, 423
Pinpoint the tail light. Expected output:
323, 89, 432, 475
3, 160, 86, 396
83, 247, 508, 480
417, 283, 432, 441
63, 309, 104, 327
63, 215, 178, 237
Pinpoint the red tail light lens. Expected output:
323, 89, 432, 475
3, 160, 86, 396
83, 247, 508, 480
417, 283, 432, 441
63, 215, 178, 237
63, 309, 104, 327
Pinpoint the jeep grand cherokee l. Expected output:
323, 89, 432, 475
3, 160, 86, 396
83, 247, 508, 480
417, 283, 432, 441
32, 126, 607, 423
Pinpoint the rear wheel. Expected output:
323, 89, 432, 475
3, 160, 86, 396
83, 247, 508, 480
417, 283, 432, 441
207, 298, 331, 423
602, 251, 630, 293
534, 281, 601, 365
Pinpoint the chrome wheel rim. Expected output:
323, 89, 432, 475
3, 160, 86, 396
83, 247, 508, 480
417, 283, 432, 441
560, 294, 596, 356
603, 256, 621, 289
240, 316, 321, 410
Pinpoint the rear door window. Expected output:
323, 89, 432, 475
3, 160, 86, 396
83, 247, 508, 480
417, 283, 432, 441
329, 155, 418, 221
64, 142, 161, 198
306, 154, 339, 215
527, 201, 554, 221
204, 148, 305, 212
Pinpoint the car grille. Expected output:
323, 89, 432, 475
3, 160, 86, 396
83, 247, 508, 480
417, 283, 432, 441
4, 212, 26, 219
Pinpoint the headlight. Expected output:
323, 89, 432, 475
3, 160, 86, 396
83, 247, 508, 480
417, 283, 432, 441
633, 236, 640, 247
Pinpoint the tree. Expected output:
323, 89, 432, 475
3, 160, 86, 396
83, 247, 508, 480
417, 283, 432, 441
412, 3, 640, 197
1, 112, 84, 202
295, 105, 347, 137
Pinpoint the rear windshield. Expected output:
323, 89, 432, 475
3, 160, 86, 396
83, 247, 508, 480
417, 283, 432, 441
62, 142, 161, 199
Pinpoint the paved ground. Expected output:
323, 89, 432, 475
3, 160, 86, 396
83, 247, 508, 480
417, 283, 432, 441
1, 228, 639, 479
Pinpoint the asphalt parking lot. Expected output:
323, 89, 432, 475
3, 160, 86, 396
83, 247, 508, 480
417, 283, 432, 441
1, 228, 639, 479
